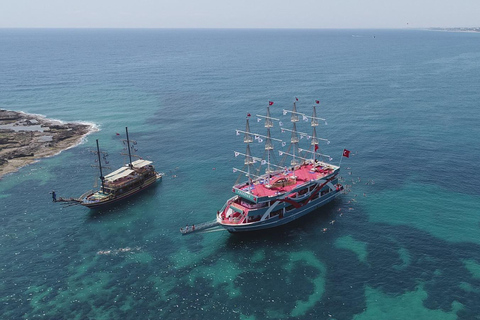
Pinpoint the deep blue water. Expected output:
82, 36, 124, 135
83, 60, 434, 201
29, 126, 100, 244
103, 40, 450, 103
1, 29, 480, 319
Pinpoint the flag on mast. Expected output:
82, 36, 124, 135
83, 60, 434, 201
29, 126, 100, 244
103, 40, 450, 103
343, 149, 351, 158
269, 101, 274, 106
315, 100, 320, 104
315, 144, 319, 151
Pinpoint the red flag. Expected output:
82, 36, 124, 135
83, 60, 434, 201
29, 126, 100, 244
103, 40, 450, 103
315, 100, 320, 104
343, 149, 351, 158
295, 97, 298, 101
314, 144, 319, 151
116, 133, 120, 136
247, 113, 251, 117
269, 101, 274, 106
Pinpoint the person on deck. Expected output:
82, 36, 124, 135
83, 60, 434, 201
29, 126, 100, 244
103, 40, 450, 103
51, 191, 56, 202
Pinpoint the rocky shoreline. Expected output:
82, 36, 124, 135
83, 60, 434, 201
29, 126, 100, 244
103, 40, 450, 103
427, 27, 480, 33
0, 109, 97, 179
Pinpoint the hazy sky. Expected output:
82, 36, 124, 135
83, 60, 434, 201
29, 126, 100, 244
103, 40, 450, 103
1, 0, 479, 29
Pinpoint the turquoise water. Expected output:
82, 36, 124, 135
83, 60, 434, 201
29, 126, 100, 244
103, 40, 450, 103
1, 29, 480, 319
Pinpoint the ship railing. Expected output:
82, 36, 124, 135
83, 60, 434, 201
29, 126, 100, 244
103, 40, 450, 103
78, 190, 94, 201
238, 214, 247, 224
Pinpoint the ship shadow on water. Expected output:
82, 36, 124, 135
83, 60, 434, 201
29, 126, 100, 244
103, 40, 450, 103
85, 186, 159, 220
224, 200, 340, 247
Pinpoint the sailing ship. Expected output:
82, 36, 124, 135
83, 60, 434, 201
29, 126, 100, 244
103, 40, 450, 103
79, 127, 163, 208
216, 100, 344, 232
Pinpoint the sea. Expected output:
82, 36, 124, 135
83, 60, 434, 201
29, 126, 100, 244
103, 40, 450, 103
0, 29, 479, 320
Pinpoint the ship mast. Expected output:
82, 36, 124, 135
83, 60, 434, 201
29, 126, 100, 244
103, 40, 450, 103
264, 105, 275, 174
290, 102, 300, 166
281, 100, 330, 165
310, 105, 319, 160
95, 139, 106, 193
125, 127, 133, 169
236, 106, 283, 183
243, 116, 255, 183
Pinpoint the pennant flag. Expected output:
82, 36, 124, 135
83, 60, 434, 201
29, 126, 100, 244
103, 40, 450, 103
279, 151, 284, 156
116, 133, 120, 136
279, 121, 283, 126
324, 121, 328, 125
303, 115, 308, 122
234, 151, 239, 157
307, 135, 312, 140
327, 140, 330, 145
315, 100, 320, 104
258, 138, 263, 143
298, 148, 303, 152
343, 149, 351, 158
257, 118, 261, 122
247, 113, 251, 117
282, 141, 286, 147
315, 144, 319, 151
329, 157, 333, 161
281, 129, 285, 133
261, 160, 267, 165
233, 168, 238, 173
236, 130, 240, 136
269, 101, 274, 106
283, 110, 287, 116
295, 97, 299, 101
255, 135, 259, 140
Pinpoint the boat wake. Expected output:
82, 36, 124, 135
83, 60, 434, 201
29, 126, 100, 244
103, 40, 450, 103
96, 246, 142, 256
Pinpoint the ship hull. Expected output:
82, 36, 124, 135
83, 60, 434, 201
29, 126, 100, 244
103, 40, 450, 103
214, 102, 344, 234
219, 188, 342, 233
80, 174, 161, 209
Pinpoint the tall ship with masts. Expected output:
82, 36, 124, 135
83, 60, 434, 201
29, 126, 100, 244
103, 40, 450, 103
216, 100, 344, 232
78, 127, 163, 208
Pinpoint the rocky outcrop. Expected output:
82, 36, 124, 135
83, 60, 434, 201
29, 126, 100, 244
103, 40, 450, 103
0, 110, 22, 121
0, 109, 96, 178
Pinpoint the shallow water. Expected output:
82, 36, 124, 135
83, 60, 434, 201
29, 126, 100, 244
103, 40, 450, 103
1, 29, 479, 319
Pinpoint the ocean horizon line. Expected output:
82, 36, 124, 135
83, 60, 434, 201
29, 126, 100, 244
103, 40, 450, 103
0, 26, 422, 31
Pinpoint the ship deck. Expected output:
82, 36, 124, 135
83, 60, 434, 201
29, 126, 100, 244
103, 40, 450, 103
236, 162, 335, 198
